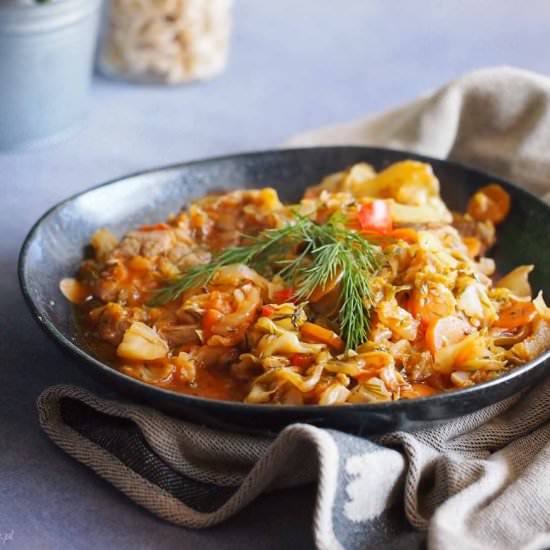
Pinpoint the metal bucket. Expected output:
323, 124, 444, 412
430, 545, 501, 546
0, 0, 101, 150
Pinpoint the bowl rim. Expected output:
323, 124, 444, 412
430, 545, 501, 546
18, 145, 550, 416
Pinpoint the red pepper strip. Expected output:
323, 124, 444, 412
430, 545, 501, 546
358, 200, 392, 233
261, 305, 275, 317
202, 308, 223, 341
138, 223, 170, 232
274, 288, 296, 304
290, 354, 315, 368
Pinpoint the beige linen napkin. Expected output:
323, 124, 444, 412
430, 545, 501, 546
39, 66, 550, 550
287, 66, 550, 204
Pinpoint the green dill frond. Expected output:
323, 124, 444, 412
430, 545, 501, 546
149, 211, 381, 349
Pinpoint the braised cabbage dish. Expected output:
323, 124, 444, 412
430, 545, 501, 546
61, 161, 550, 405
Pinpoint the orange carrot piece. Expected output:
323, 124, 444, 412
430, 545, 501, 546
467, 184, 511, 224
355, 366, 385, 382
111, 263, 128, 282
128, 255, 152, 272
400, 383, 439, 399
388, 227, 418, 243
462, 236, 482, 258
408, 289, 454, 323
202, 309, 224, 340
309, 271, 342, 303
493, 302, 536, 329
300, 322, 345, 352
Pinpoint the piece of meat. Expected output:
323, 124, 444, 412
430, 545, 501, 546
94, 304, 149, 345
114, 229, 174, 258
193, 189, 283, 250
158, 324, 201, 347
452, 212, 496, 255
95, 303, 130, 346
94, 278, 121, 303
167, 245, 211, 270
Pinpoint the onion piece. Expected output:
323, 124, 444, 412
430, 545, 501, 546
276, 363, 324, 393
509, 318, 550, 362
211, 263, 270, 291
90, 228, 118, 261
533, 291, 550, 321
347, 377, 392, 403
258, 332, 324, 357
496, 265, 534, 298
319, 383, 351, 405
59, 278, 89, 305
450, 371, 473, 388
121, 363, 175, 384
376, 299, 419, 341
117, 322, 169, 360
434, 333, 497, 373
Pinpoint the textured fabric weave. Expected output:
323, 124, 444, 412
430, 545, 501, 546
39, 66, 550, 550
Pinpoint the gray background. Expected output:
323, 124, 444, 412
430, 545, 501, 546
2, 1, 550, 548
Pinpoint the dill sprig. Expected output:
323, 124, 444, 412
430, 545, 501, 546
147, 217, 309, 306
149, 212, 381, 349
275, 212, 379, 348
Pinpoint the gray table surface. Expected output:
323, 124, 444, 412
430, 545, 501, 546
2, 1, 550, 548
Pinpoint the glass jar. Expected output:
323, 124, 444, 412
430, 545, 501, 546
98, 0, 233, 85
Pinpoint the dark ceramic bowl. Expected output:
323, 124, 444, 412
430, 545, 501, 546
19, 147, 550, 435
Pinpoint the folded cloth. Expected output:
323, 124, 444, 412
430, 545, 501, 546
287, 66, 550, 204
38, 66, 550, 550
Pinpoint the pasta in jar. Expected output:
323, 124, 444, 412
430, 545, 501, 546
99, 0, 233, 84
